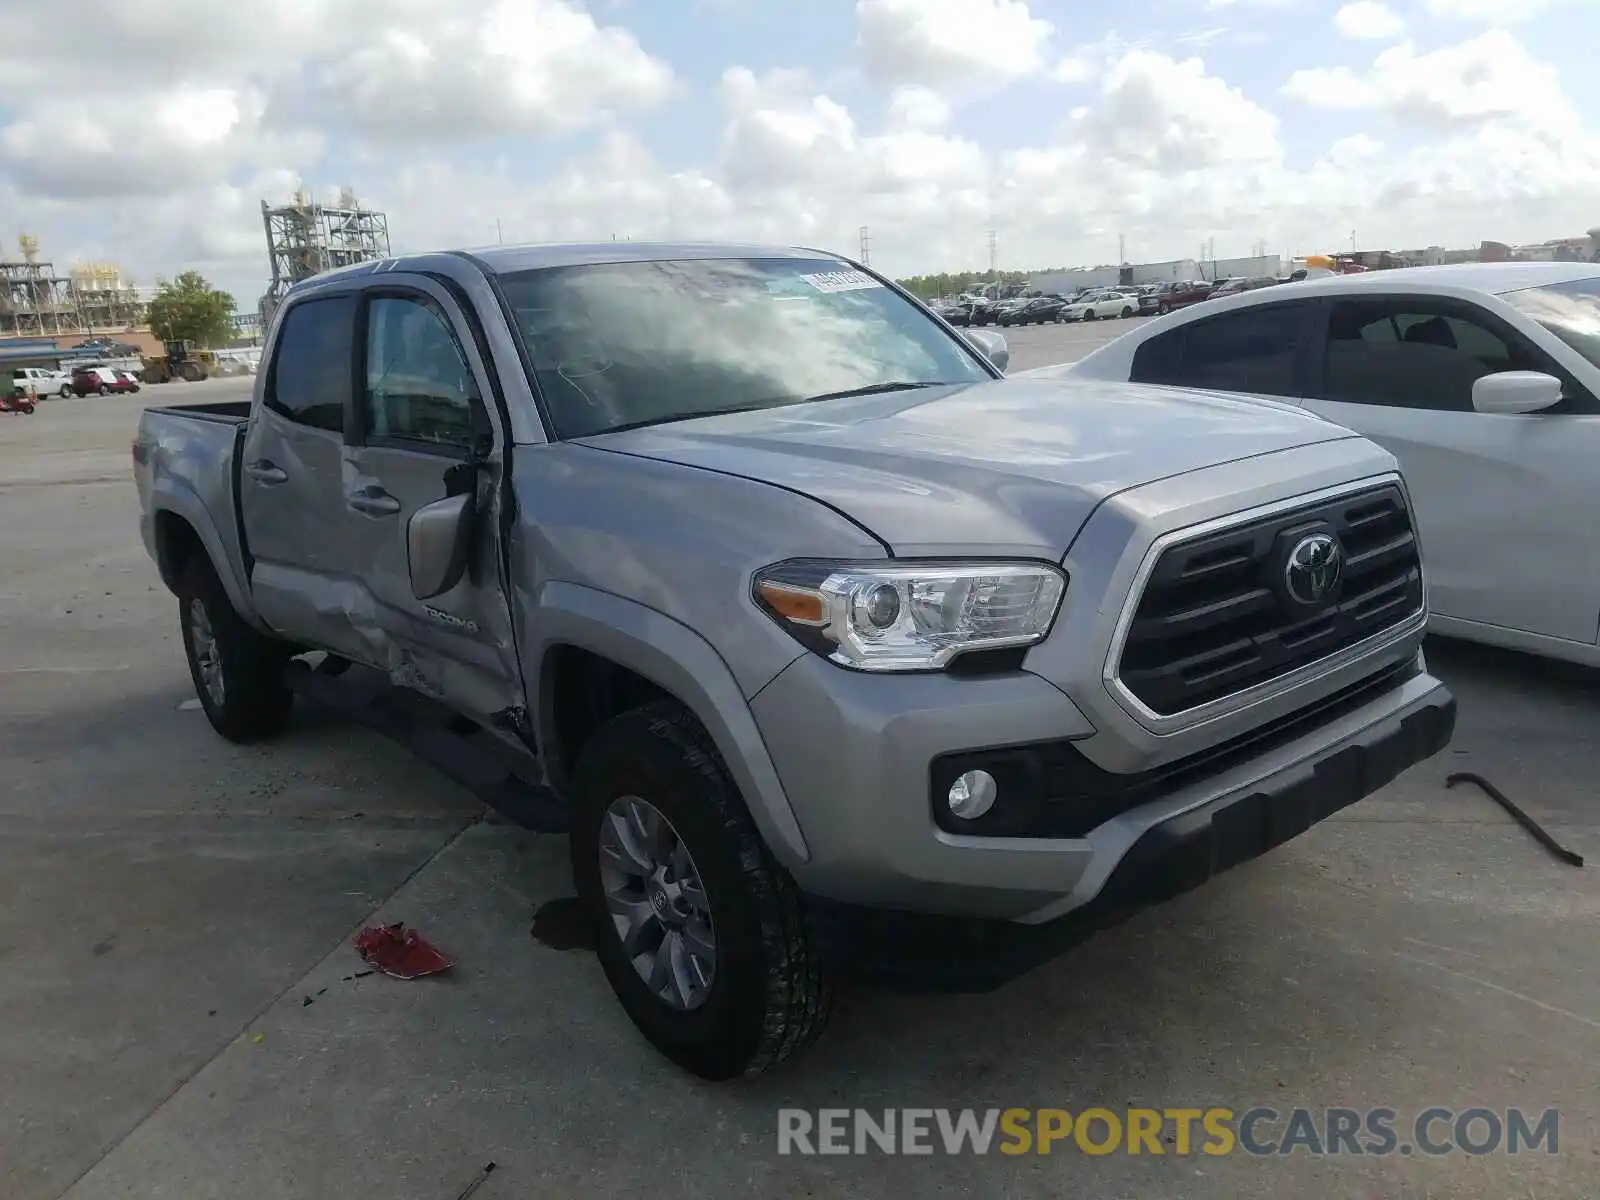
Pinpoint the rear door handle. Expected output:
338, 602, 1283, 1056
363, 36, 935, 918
244, 459, 288, 484
348, 486, 401, 516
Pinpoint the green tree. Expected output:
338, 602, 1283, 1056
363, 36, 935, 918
147, 271, 236, 347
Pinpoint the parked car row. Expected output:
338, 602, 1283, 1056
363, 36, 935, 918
934, 287, 1146, 327
9, 364, 142, 400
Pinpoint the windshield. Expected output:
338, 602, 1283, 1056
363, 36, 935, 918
1500, 275, 1600, 372
496, 257, 993, 438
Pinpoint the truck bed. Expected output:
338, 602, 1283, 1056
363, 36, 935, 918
141, 399, 252, 423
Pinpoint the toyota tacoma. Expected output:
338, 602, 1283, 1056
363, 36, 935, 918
134, 242, 1455, 1080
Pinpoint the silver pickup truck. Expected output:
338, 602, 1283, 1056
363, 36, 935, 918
134, 242, 1456, 1080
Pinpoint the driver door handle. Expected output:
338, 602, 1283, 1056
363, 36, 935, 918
348, 486, 401, 516
244, 459, 288, 484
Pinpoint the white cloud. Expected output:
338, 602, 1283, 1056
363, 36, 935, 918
1074, 51, 1281, 172
855, 0, 1054, 86
885, 86, 954, 131
0, 87, 321, 199
1283, 31, 1576, 131
315, 0, 673, 141
1335, 1, 1405, 39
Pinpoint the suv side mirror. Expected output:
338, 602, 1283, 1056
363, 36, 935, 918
408, 492, 477, 599
1471, 371, 1563, 415
964, 328, 1010, 374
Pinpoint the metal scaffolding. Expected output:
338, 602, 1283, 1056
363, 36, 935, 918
0, 237, 144, 337
259, 187, 391, 326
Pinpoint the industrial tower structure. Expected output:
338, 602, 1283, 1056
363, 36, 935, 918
258, 187, 391, 327
0, 235, 145, 337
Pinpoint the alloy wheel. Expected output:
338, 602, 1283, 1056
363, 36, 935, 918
188, 598, 225, 707
598, 795, 717, 1011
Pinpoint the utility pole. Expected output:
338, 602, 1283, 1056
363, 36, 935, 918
496, 218, 503, 245
987, 229, 998, 276
858, 225, 871, 265
1119, 233, 1126, 265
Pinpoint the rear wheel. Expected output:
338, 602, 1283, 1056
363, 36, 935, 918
1121, 306, 1134, 318
58, 384, 72, 398
570, 702, 834, 1080
178, 557, 293, 743
97, 385, 108, 396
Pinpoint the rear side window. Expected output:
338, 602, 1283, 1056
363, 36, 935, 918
1133, 304, 1307, 397
1130, 329, 1185, 384
266, 295, 355, 433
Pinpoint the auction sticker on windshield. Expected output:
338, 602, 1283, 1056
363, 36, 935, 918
800, 269, 881, 293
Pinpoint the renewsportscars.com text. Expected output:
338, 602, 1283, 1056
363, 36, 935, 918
776, 1107, 1560, 1157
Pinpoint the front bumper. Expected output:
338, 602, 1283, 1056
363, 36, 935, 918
794, 665, 1454, 990
752, 648, 1453, 933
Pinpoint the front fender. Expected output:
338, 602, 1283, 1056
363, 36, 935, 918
525, 581, 811, 867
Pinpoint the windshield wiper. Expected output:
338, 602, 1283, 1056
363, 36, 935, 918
599, 403, 771, 435
802, 380, 953, 403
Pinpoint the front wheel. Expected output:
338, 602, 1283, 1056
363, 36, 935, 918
97, 385, 108, 396
178, 557, 293, 743
1121, 306, 1134, 319
570, 702, 834, 1080
1083, 310, 1097, 321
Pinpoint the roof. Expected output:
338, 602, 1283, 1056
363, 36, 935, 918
458, 241, 847, 274
1289, 260, 1600, 297
0, 345, 63, 364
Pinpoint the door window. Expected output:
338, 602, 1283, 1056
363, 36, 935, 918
362, 295, 481, 452
1130, 304, 1307, 396
1322, 299, 1540, 412
266, 295, 355, 433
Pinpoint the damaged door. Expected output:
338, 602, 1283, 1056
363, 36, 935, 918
342, 278, 525, 724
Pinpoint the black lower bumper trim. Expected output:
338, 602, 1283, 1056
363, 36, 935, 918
808, 683, 1457, 993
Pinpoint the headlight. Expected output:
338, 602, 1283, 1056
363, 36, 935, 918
753, 560, 1066, 672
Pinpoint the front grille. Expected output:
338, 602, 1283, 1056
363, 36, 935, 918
1116, 484, 1423, 717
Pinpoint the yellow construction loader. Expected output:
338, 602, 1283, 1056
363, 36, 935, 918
141, 340, 216, 384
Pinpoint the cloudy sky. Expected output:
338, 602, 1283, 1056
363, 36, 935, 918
1, 0, 1595, 305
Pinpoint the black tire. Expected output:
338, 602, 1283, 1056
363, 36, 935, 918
1121, 306, 1134, 319
1083, 310, 1097, 321
177, 556, 293, 743
97, 385, 109, 396
58, 384, 72, 398
570, 701, 834, 1080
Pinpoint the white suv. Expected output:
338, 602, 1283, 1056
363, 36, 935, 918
11, 366, 72, 398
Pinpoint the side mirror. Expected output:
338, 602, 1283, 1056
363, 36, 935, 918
1471, 371, 1563, 415
964, 328, 1011, 374
407, 492, 476, 600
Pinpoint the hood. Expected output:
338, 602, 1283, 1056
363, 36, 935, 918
580, 377, 1357, 558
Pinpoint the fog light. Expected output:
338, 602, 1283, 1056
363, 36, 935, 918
947, 769, 997, 820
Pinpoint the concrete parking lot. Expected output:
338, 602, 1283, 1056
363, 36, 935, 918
3, 324, 1596, 1199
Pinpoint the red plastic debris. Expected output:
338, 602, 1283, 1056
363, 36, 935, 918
353, 923, 454, 979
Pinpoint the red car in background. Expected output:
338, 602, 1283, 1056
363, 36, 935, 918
70, 365, 141, 396
1154, 280, 1219, 315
